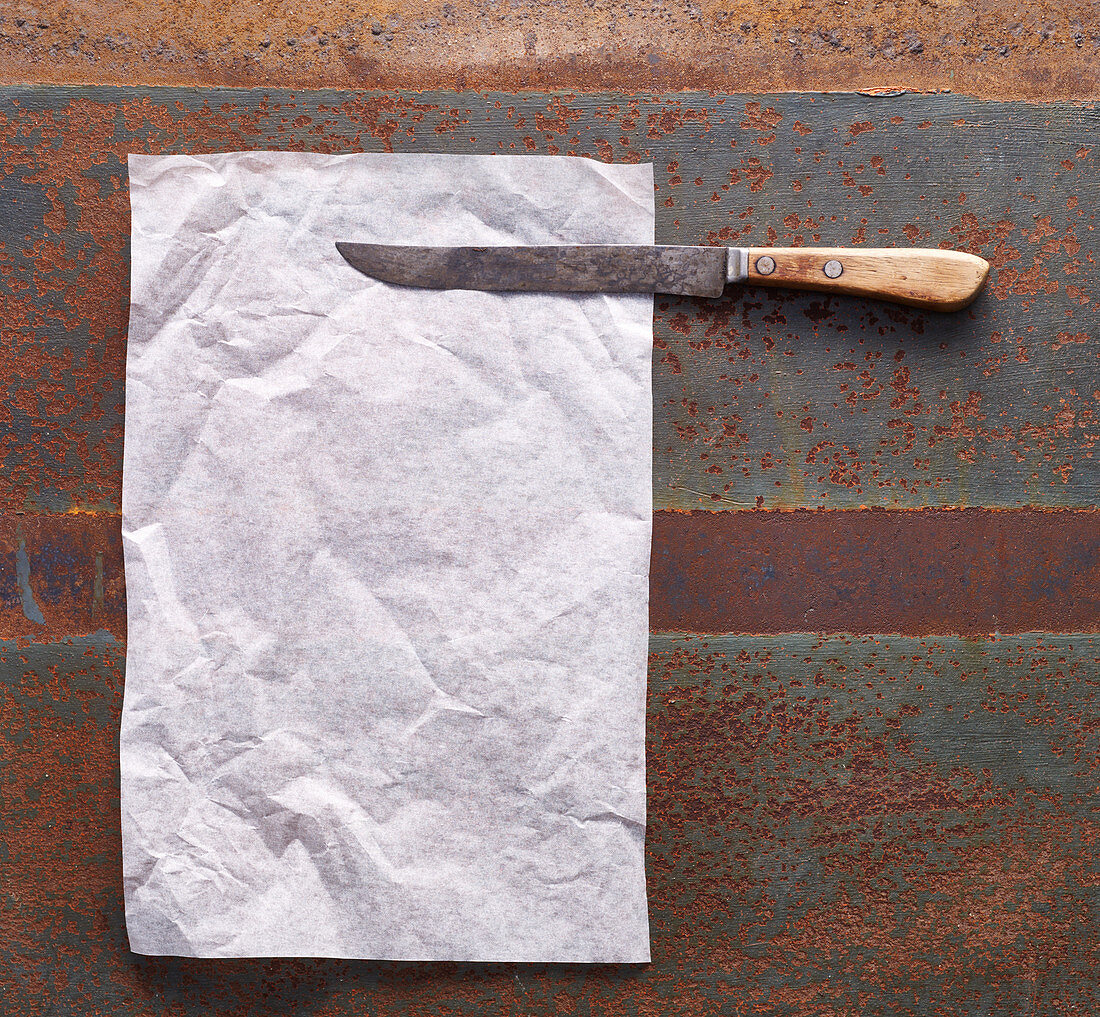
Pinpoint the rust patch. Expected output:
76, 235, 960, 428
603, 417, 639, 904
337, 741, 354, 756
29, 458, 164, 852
651, 507, 1100, 634
0, 5, 1099, 100
6, 507, 1098, 642
647, 631, 1100, 1013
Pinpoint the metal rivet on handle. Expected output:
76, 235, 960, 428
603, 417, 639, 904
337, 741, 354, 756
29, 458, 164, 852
823, 259, 843, 279
755, 255, 776, 276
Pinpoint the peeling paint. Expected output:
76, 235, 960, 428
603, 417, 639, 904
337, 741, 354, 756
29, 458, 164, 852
14, 533, 44, 623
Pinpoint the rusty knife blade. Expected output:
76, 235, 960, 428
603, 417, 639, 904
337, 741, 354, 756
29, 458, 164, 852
335, 242, 741, 298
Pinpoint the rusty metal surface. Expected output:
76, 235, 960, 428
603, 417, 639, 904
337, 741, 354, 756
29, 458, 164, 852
0, 88, 1095, 512
6, 508, 1100, 641
0, 512, 121, 640
0, 85, 1098, 1014
652, 507, 1100, 634
4, 631, 1100, 1014
0, 3, 1099, 100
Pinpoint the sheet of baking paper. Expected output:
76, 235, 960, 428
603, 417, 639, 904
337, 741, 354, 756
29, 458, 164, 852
120, 152, 654, 961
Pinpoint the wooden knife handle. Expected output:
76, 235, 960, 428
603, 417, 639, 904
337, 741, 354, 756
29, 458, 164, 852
745, 247, 990, 311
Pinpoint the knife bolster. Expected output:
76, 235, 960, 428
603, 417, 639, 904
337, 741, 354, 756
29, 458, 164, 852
745, 247, 990, 311
725, 247, 750, 284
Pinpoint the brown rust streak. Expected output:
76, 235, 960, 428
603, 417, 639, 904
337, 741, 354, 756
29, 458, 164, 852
652, 507, 1100, 634
0, 2, 1098, 100
6, 507, 1099, 641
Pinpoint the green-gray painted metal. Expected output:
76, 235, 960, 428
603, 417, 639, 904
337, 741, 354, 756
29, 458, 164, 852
0, 88, 1095, 510
3, 632, 1098, 1014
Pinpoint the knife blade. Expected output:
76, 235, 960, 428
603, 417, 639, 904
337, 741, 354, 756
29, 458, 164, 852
335, 242, 736, 298
336, 242, 991, 312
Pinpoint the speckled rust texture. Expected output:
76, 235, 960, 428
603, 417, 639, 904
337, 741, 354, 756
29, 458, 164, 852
3, 632, 1099, 1014
0, 1, 1099, 100
1, 86, 1098, 1015
0, 88, 1095, 512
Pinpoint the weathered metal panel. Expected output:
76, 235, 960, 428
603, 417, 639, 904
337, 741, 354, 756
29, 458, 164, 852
652, 507, 1100, 634
0, 88, 1095, 512
0, 85, 1097, 1015
3, 633, 1098, 1014
0, 4, 1097, 100
4, 509, 1100, 641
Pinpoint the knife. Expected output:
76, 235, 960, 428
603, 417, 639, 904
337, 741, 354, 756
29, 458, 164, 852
336, 242, 990, 312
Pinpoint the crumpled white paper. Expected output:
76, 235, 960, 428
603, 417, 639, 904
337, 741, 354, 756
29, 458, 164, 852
120, 151, 654, 961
